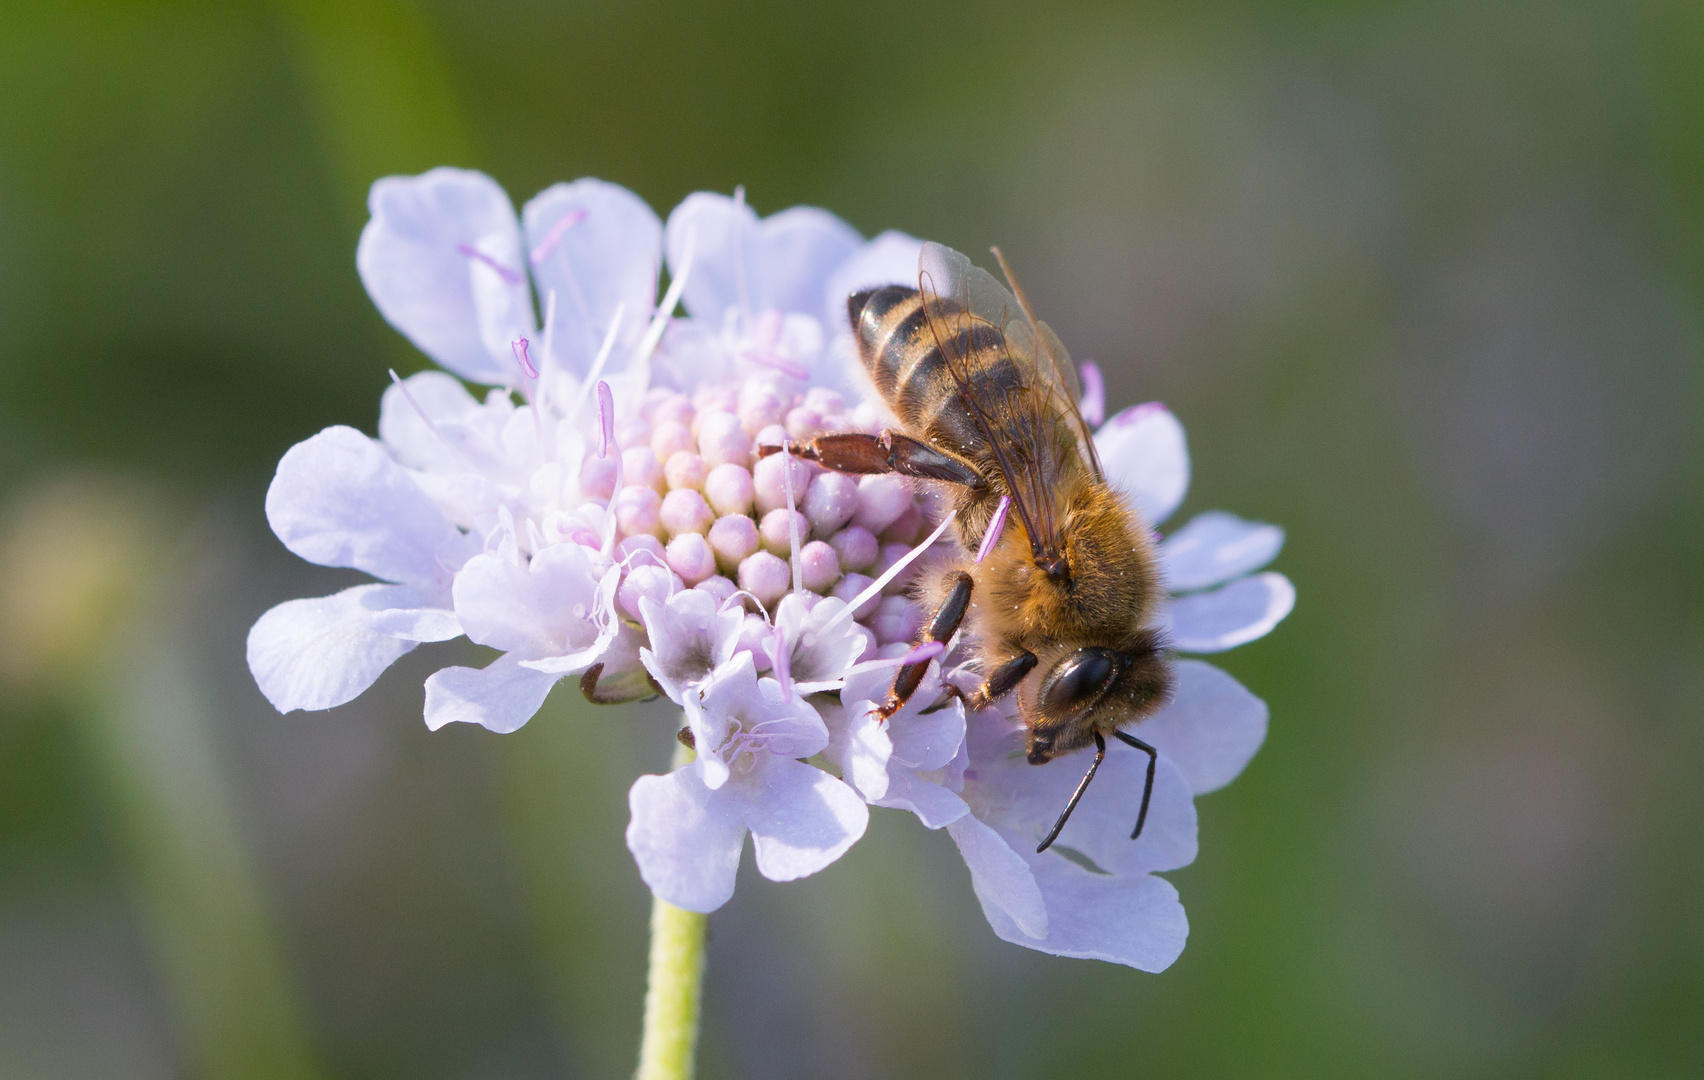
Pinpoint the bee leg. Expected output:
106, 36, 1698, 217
958, 651, 1039, 712
880, 570, 975, 718
1111, 731, 1159, 840
1037, 732, 1107, 853
762, 432, 986, 489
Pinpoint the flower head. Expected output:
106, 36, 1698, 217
248, 168, 1293, 968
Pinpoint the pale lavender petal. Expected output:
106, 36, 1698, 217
522, 179, 662, 376
1160, 511, 1285, 593
984, 861, 1188, 972
1133, 660, 1268, 796
1094, 403, 1190, 527
1166, 571, 1295, 653
667, 193, 862, 319
839, 703, 894, 801
627, 767, 747, 913
357, 168, 528, 384
265, 426, 461, 589
740, 755, 869, 883
993, 751, 1197, 878
246, 584, 420, 713
364, 604, 461, 642
422, 652, 560, 734
378, 370, 481, 471
947, 814, 1047, 939
451, 544, 609, 657
874, 771, 968, 830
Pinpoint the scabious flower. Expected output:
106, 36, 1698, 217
247, 167, 1292, 970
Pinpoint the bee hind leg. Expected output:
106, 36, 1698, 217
880, 570, 975, 718
955, 651, 1038, 712
762, 432, 985, 489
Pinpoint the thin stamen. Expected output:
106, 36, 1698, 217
456, 242, 523, 284
1079, 361, 1105, 427
566, 301, 627, 423
772, 622, 792, 697
597, 381, 615, 459
512, 338, 539, 380
782, 440, 803, 593
732, 186, 751, 322
631, 229, 694, 370
528, 208, 586, 266
975, 494, 1010, 564
824, 509, 957, 636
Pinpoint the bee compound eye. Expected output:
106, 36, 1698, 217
1040, 648, 1119, 716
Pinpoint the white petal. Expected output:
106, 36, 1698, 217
364, 604, 461, 642
265, 426, 462, 589
948, 814, 1048, 940
1166, 572, 1295, 653
1095, 403, 1190, 527
1134, 660, 1268, 796
839, 703, 895, 802
627, 767, 747, 914
452, 545, 610, 657
357, 168, 530, 384
1160, 511, 1284, 593
740, 756, 869, 883
522, 179, 661, 377
821, 229, 924, 330
667, 192, 861, 319
986, 862, 1188, 972
874, 772, 968, 830
422, 653, 560, 733
246, 584, 420, 713
378, 371, 481, 471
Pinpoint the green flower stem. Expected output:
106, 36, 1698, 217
634, 738, 709, 1080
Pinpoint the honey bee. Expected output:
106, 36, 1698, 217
768, 241, 1172, 852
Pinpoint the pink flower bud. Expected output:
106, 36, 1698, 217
759, 508, 811, 556
614, 485, 663, 539
871, 594, 924, 644
785, 406, 822, 442
660, 488, 715, 537
831, 572, 880, 620
651, 421, 695, 460
666, 532, 717, 586
852, 474, 911, 534
738, 551, 791, 610
703, 463, 755, 517
881, 501, 923, 546
693, 574, 738, 608
696, 410, 751, 468
707, 514, 759, 573
622, 445, 665, 493
753, 451, 814, 515
828, 525, 878, 573
803, 471, 859, 536
619, 563, 677, 620
799, 540, 840, 593
664, 451, 709, 492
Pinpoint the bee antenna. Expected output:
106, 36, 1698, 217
1111, 730, 1158, 840
1036, 732, 1107, 853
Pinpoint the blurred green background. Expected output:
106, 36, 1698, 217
1, 1, 1700, 1077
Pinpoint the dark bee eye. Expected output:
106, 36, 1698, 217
1040, 648, 1119, 716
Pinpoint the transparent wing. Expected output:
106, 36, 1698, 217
991, 247, 1103, 480
917, 242, 1093, 565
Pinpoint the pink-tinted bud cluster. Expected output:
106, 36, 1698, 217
579, 378, 934, 649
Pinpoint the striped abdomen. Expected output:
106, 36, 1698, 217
846, 285, 1029, 472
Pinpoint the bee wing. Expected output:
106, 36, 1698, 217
917, 242, 1090, 564
991, 248, 1105, 481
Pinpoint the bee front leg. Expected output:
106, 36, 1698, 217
761, 432, 986, 490
880, 570, 975, 718
958, 651, 1039, 712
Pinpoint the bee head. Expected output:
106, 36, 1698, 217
1025, 631, 1172, 764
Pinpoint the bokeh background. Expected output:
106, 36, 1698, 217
2, 1, 1700, 1077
